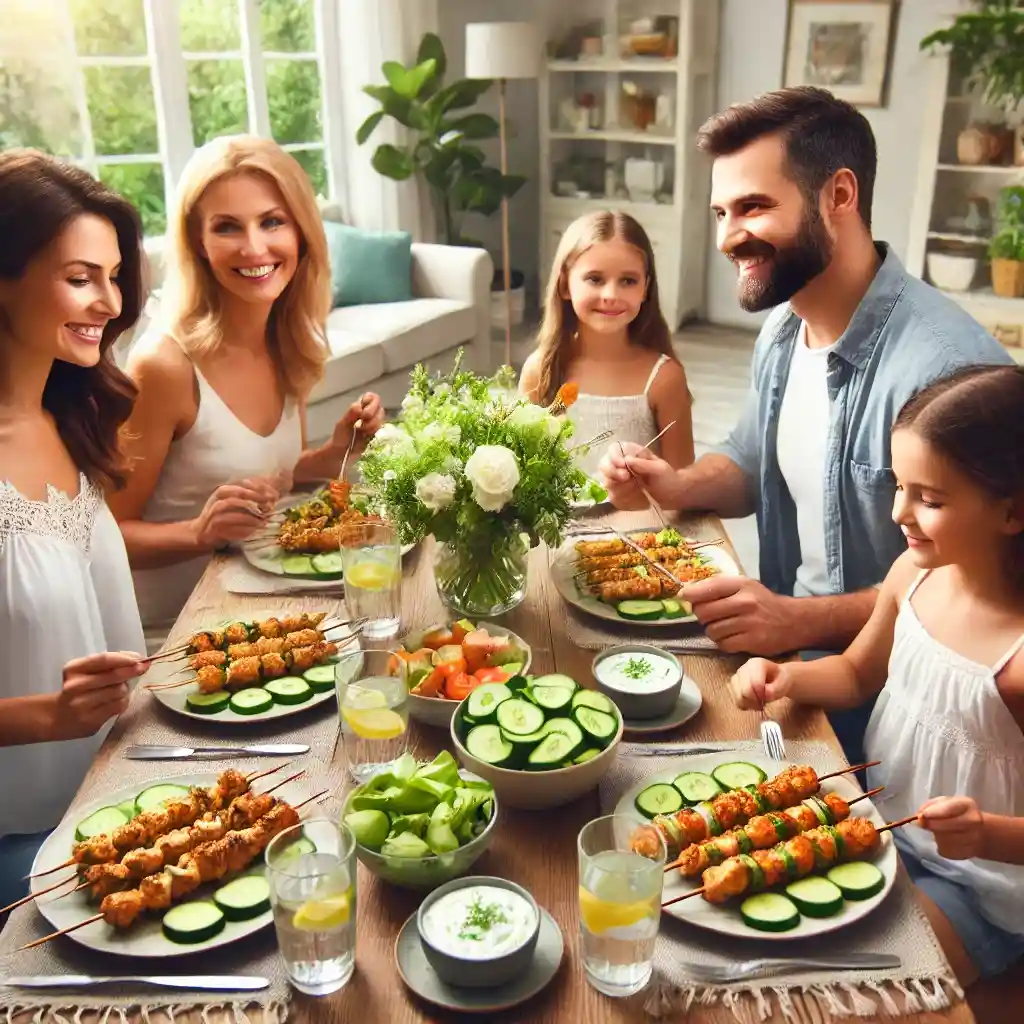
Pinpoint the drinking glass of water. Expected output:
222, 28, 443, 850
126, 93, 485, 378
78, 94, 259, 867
266, 818, 357, 996
578, 815, 666, 997
334, 645, 409, 783
341, 521, 401, 639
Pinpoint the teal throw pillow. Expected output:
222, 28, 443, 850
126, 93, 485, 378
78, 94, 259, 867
324, 221, 413, 307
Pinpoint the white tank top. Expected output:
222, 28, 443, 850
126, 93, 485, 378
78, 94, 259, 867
865, 570, 1024, 934
566, 354, 669, 477
132, 360, 302, 649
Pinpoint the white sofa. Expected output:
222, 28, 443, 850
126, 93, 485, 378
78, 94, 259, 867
133, 237, 494, 445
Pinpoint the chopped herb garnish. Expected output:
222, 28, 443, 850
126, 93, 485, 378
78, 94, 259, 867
633, 565, 649, 578
458, 895, 508, 940
656, 527, 682, 547
623, 657, 652, 680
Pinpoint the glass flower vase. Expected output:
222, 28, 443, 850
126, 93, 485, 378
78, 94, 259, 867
433, 530, 529, 619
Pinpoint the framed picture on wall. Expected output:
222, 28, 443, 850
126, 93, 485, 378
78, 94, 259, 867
783, 0, 897, 107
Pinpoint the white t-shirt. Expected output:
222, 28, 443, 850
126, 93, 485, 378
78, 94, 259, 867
775, 323, 835, 597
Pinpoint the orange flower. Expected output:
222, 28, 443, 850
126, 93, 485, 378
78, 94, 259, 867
554, 382, 579, 410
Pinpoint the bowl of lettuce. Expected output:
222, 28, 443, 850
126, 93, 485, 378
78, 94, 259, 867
341, 751, 498, 890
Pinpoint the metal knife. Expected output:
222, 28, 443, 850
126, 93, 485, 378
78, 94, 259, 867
124, 743, 309, 760
621, 745, 730, 757
0, 976, 269, 992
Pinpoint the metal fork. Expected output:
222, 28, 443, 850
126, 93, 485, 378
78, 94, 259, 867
760, 710, 786, 761
678, 953, 901, 984
339, 418, 362, 481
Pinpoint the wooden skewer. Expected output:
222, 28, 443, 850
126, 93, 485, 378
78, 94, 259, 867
818, 760, 880, 781
21, 913, 103, 949
878, 813, 918, 834
296, 789, 329, 811
0, 872, 79, 915
138, 641, 191, 666
661, 787, 886, 872
144, 676, 194, 692
662, 887, 705, 908
643, 420, 677, 450
262, 769, 305, 794
27, 858, 76, 879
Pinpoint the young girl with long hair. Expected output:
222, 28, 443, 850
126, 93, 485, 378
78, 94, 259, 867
0, 150, 147, 901
732, 365, 1024, 985
109, 136, 384, 647
519, 210, 694, 474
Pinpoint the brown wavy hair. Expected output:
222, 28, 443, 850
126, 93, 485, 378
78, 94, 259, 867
533, 210, 674, 405
0, 149, 143, 489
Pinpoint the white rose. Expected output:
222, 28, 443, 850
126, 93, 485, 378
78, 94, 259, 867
401, 393, 425, 414
415, 472, 457, 511
464, 445, 520, 512
509, 403, 563, 439
433, 383, 451, 398
421, 421, 461, 446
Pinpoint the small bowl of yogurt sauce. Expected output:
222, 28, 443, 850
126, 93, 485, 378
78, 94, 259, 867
592, 644, 683, 719
417, 875, 541, 987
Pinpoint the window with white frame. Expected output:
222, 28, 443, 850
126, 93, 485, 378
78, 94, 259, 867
1, 0, 338, 237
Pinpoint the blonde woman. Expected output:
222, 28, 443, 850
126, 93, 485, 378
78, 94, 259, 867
109, 136, 383, 647
519, 210, 694, 475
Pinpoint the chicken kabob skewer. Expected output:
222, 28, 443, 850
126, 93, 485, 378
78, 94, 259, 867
664, 786, 885, 875
631, 761, 882, 863
21, 793, 329, 950
661, 814, 912, 909
145, 613, 331, 663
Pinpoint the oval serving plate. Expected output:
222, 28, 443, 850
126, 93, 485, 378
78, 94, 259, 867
614, 752, 896, 941
29, 770, 313, 958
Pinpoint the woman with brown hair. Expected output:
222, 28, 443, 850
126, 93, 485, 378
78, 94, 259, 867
0, 150, 147, 902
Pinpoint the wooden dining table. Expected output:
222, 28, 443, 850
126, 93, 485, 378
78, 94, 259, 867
75, 518, 976, 1024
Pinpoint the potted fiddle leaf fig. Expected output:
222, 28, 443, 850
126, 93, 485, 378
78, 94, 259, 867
356, 32, 526, 249
990, 185, 1024, 297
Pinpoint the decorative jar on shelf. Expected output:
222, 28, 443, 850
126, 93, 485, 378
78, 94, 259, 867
992, 259, 1024, 298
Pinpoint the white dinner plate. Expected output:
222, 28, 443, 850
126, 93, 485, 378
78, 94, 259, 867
29, 770, 312, 958
147, 615, 356, 725
551, 531, 740, 627
242, 539, 415, 581
614, 752, 896, 941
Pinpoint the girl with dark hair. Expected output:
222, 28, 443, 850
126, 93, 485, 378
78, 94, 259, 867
0, 149, 147, 903
519, 210, 694, 475
732, 364, 1024, 985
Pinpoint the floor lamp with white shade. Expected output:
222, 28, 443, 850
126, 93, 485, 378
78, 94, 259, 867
464, 21, 540, 367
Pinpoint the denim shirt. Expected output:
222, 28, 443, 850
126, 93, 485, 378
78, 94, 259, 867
715, 243, 1014, 597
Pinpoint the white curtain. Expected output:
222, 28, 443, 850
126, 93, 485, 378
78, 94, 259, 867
335, 0, 439, 240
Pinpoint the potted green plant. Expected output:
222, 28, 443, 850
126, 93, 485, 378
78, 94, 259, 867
356, 33, 525, 249
921, 1, 1024, 164
990, 186, 1024, 296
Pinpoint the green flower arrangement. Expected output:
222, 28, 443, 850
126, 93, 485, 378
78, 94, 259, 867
357, 351, 588, 616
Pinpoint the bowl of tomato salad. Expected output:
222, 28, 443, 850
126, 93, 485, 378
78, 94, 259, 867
394, 620, 533, 728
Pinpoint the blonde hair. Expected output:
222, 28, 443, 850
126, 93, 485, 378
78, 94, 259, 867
533, 210, 673, 405
162, 135, 330, 397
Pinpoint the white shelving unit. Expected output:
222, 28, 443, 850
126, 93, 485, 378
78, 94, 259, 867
907, 36, 1024, 365
537, 0, 719, 330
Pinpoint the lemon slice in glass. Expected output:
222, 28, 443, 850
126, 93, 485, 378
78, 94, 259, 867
342, 705, 406, 739
292, 885, 354, 932
578, 886, 655, 934
345, 561, 398, 591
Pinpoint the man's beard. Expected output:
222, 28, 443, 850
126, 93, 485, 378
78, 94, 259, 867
729, 205, 833, 313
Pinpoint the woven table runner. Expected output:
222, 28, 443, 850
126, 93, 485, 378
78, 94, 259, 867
600, 740, 963, 1022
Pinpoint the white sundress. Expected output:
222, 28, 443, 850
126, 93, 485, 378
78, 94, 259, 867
0, 475, 145, 839
565, 354, 670, 477
865, 570, 1024, 935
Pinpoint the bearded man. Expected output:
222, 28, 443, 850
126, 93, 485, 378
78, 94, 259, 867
598, 86, 1011, 756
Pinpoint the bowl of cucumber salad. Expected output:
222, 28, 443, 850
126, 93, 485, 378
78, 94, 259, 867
449, 673, 623, 810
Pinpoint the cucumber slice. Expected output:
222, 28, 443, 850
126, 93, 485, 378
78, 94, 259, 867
661, 598, 690, 619
74, 806, 129, 843
738, 853, 765, 892
495, 698, 546, 737
116, 799, 137, 821
711, 761, 767, 791
186, 690, 230, 715
826, 861, 885, 901
740, 892, 800, 932
465, 724, 515, 767
573, 747, 602, 765
616, 600, 665, 621
264, 676, 313, 705
302, 664, 337, 693
540, 718, 585, 750
213, 875, 272, 921
502, 726, 549, 762
526, 728, 582, 769
785, 876, 844, 918
571, 689, 616, 715
162, 901, 226, 944
229, 688, 274, 715
267, 834, 317, 866
310, 551, 344, 575
466, 682, 513, 722
530, 684, 574, 713
531, 674, 578, 691
135, 784, 191, 816
572, 706, 618, 747
672, 771, 722, 806
281, 554, 315, 575
803, 795, 832, 826
635, 783, 684, 819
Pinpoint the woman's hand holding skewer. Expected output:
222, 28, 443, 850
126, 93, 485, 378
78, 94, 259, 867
54, 652, 146, 740
190, 479, 279, 549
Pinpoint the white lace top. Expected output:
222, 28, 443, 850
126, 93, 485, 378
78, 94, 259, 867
0, 476, 144, 838
865, 571, 1024, 934
132, 360, 302, 651
565, 354, 669, 476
